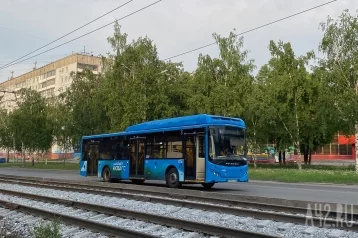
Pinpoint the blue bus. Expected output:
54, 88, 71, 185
79, 114, 248, 188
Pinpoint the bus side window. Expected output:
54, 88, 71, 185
146, 134, 164, 159
165, 132, 182, 159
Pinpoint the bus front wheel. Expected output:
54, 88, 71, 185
166, 168, 181, 188
201, 183, 215, 189
102, 167, 111, 182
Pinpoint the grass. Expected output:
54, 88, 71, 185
248, 163, 356, 171
249, 166, 358, 184
33, 219, 61, 238
0, 161, 79, 170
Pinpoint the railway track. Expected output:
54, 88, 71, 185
0, 175, 357, 237
0, 187, 277, 238
0, 175, 357, 227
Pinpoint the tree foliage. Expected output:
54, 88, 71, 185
60, 69, 111, 149
0, 109, 12, 151
319, 9, 358, 172
7, 89, 53, 157
188, 31, 255, 117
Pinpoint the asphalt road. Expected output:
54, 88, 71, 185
0, 167, 357, 205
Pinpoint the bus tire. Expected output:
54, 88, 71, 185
102, 167, 111, 182
201, 182, 215, 189
166, 168, 181, 188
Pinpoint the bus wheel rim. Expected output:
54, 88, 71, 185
169, 173, 177, 183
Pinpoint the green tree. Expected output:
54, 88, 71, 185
319, 9, 358, 172
257, 40, 315, 170
188, 30, 255, 117
61, 69, 110, 149
103, 21, 184, 131
0, 91, 18, 162
243, 82, 267, 167
0, 109, 12, 161
8, 89, 53, 164
49, 95, 73, 164
299, 66, 340, 164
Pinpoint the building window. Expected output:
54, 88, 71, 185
45, 70, 56, 78
40, 78, 56, 88
331, 144, 339, 155
339, 144, 348, 155
348, 145, 353, 155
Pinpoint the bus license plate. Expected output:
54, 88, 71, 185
228, 180, 237, 182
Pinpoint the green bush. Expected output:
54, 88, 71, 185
33, 219, 61, 238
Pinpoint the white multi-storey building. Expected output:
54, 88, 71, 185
0, 53, 103, 159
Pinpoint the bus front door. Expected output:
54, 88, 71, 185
88, 142, 99, 176
183, 135, 196, 180
196, 135, 205, 181
130, 137, 146, 178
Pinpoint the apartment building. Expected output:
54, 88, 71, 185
0, 53, 103, 159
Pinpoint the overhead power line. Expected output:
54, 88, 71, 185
163, 0, 338, 61
0, 0, 135, 69
0, 0, 162, 71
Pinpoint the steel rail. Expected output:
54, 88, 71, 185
0, 176, 357, 224
0, 188, 279, 238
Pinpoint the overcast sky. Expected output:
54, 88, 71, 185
0, 0, 357, 83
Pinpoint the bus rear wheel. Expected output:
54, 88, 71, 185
102, 167, 111, 182
166, 168, 181, 188
201, 182, 215, 189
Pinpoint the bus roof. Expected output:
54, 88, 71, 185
125, 114, 245, 132
82, 114, 245, 139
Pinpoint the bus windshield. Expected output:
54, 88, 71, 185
209, 126, 247, 162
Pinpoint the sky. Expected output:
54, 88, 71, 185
0, 0, 357, 83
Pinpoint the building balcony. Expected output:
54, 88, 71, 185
38, 84, 56, 92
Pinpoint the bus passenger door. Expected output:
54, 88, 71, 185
183, 135, 196, 180
130, 137, 146, 178
196, 136, 205, 181
88, 142, 99, 176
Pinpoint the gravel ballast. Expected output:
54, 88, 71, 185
0, 208, 106, 238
